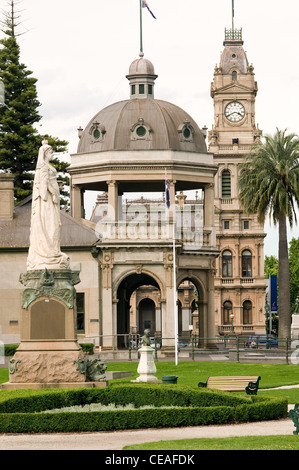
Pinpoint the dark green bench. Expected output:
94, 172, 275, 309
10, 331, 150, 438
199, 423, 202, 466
198, 376, 261, 395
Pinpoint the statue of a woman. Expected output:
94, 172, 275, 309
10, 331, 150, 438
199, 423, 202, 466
27, 141, 70, 271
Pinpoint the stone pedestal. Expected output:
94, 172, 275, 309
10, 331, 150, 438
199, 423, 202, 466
133, 346, 161, 383
4, 269, 107, 388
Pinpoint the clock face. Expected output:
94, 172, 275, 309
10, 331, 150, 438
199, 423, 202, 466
225, 101, 245, 122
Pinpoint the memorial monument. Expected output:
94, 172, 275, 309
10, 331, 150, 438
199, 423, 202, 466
2, 141, 107, 389
133, 329, 161, 383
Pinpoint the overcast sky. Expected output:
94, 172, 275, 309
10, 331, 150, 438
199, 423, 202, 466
5, 0, 299, 256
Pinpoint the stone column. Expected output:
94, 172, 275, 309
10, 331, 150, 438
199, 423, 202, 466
107, 180, 119, 221
71, 185, 84, 220
204, 184, 215, 246
0, 174, 14, 220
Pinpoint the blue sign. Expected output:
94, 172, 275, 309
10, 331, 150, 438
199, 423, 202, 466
270, 275, 277, 312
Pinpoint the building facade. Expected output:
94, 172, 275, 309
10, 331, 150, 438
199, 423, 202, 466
0, 27, 267, 350
209, 28, 266, 335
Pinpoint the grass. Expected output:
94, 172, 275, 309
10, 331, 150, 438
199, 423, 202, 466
123, 435, 299, 451
105, 360, 299, 389
1, 360, 298, 449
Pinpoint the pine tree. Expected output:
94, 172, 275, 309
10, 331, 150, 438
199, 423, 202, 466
0, 0, 69, 205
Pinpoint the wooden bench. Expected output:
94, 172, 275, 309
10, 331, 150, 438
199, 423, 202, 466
198, 376, 261, 395
289, 404, 299, 435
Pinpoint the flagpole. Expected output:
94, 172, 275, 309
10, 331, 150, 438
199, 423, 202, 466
173, 217, 178, 366
165, 169, 178, 365
232, 0, 235, 30
139, 0, 143, 54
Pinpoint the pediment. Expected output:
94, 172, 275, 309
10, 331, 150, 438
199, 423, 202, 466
213, 82, 255, 95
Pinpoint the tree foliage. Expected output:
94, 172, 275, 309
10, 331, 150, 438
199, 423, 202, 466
239, 129, 299, 338
289, 237, 299, 313
0, 0, 69, 206
264, 255, 278, 278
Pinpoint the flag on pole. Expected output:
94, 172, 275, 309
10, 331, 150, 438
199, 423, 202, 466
165, 172, 170, 209
142, 0, 157, 19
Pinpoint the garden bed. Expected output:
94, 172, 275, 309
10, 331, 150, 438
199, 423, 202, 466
0, 384, 288, 433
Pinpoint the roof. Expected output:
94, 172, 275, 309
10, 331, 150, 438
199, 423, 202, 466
0, 197, 100, 249
77, 98, 208, 155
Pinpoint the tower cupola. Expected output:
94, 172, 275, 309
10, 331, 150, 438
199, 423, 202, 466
126, 52, 158, 99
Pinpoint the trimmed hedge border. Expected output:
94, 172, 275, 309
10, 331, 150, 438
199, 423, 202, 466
0, 384, 288, 433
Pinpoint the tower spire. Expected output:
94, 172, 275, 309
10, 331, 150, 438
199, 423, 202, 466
224, 0, 242, 42
232, 0, 235, 31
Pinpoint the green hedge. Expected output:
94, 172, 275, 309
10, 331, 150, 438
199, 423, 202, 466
0, 384, 288, 433
4, 343, 94, 356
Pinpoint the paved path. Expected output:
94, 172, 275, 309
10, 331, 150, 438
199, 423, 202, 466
0, 413, 295, 450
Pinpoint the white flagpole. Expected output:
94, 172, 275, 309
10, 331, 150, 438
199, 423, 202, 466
173, 217, 178, 366
165, 169, 178, 365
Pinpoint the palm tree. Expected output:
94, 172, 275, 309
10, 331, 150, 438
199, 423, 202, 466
239, 128, 299, 339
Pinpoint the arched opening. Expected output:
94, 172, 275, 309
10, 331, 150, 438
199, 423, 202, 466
222, 249, 233, 277
223, 300, 233, 325
221, 169, 231, 198
243, 300, 252, 324
177, 278, 202, 341
138, 298, 156, 336
117, 272, 160, 349
242, 249, 252, 277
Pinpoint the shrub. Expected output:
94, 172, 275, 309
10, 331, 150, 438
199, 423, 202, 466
79, 343, 94, 355
4, 344, 19, 356
0, 384, 288, 433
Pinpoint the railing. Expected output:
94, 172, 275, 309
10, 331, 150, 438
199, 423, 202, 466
225, 28, 243, 41
94, 334, 298, 364
95, 219, 213, 248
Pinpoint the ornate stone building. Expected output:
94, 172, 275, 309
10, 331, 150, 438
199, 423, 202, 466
68, 53, 218, 349
209, 28, 266, 335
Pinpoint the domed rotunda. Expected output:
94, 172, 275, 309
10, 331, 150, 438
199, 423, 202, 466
68, 53, 218, 351
77, 53, 207, 155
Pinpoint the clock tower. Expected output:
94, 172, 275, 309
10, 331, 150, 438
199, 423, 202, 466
209, 25, 267, 336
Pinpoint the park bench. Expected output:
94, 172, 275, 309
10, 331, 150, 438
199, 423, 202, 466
198, 376, 261, 395
289, 404, 299, 435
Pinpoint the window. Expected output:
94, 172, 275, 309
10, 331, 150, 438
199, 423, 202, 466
148, 84, 153, 95
232, 138, 239, 144
93, 129, 101, 140
232, 70, 237, 80
136, 125, 147, 137
221, 170, 231, 198
76, 293, 85, 333
243, 220, 249, 230
222, 250, 232, 277
139, 84, 145, 94
131, 85, 136, 95
243, 300, 252, 324
223, 301, 233, 324
242, 250, 252, 277
224, 220, 230, 230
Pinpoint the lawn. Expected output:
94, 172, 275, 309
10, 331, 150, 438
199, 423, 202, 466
1, 360, 298, 450
105, 360, 299, 389
123, 435, 299, 451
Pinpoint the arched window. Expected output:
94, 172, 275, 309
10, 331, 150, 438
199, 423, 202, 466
221, 170, 231, 198
223, 301, 233, 324
243, 300, 252, 324
242, 250, 252, 277
232, 70, 237, 80
222, 250, 232, 278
